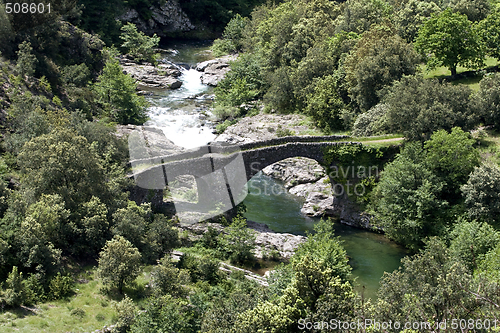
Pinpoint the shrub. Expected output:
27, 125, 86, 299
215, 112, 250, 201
352, 103, 389, 137
49, 273, 73, 300
211, 14, 248, 56
120, 23, 160, 63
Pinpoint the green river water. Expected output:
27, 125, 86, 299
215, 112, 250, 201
152, 41, 408, 300
243, 173, 407, 299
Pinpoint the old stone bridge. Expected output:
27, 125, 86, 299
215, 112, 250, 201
129, 133, 362, 222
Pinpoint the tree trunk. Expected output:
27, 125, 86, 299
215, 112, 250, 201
451, 66, 457, 77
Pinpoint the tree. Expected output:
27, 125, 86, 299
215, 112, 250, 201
212, 14, 248, 56
478, 8, 500, 60
424, 127, 479, 200
447, 0, 491, 22
474, 73, 500, 127
384, 75, 477, 141
461, 162, 500, 225
344, 23, 420, 111
371, 143, 447, 250
374, 238, 483, 325
291, 220, 352, 310
97, 235, 141, 293
111, 201, 151, 252
449, 218, 500, 271
415, 8, 484, 76
336, 0, 393, 34
218, 215, 256, 263
304, 74, 346, 132
18, 129, 111, 216
16, 41, 38, 77
394, 0, 440, 42
94, 58, 148, 125
149, 257, 186, 298
120, 23, 160, 63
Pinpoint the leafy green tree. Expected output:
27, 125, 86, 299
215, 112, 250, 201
384, 75, 477, 141
143, 214, 180, 263
374, 238, 482, 325
371, 143, 447, 250
291, 220, 351, 310
478, 8, 500, 60
344, 23, 420, 111
200, 291, 259, 333
309, 277, 358, 332
97, 235, 142, 293
218, 215, 256, 263
449, 218, 500, 271
394, 0, 441, 42
304, 74, 346, 132
477, 242, 500, 282
424, 127, 479, 200
81, 196, 109, 256
94, 58, 148, 125
336, 0, 393, 34
212, 14, 248, 56
474, 73, 500, 127
18, 212, 62, 276
23, 194, 71, 250
447, 0, 491, 22
16, 41, 38, 77
120, 23, 160, 63
150, 257, 186, 298
415, 8, 484, 76
18, 129, 112, 217
111, 201, 150, 251
461, 162, 500, 225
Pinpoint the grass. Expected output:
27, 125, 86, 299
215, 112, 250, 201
420, 57, 499, 91
475, 128, 500, 165
0, 266, 152, 333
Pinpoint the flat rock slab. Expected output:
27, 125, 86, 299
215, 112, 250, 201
120, 60, 183, 89
196, 55, 237, 86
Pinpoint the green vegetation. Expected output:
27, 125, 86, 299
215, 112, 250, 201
1, 0, 500, 332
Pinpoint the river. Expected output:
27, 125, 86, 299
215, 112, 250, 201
145, 41, 407, 299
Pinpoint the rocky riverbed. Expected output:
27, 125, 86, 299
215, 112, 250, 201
120, 56, 183, 90
179, 220, 306, 260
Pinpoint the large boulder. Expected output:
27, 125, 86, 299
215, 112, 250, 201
196, 55, 237, 86
120, 58, 183, 90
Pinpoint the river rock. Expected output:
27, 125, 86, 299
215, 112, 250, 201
120, 58, 183, 89
196, 55, 237, 86
118, 0, 195, 37
214, 113, 318, 144
179, 220, 306, 260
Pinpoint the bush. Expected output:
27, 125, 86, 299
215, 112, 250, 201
49, 273, 73, 300
352, 103, 389, 137
16, 41, 37, 77
120, 23, 160, 63
384, 75, 477, 141
461, 162, 500, 225
474, 73, 500, 127
211, 14, 248, 56
113, 295, 137, 333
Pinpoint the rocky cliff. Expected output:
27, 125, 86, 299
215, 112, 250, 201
118, 0, 195, 37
